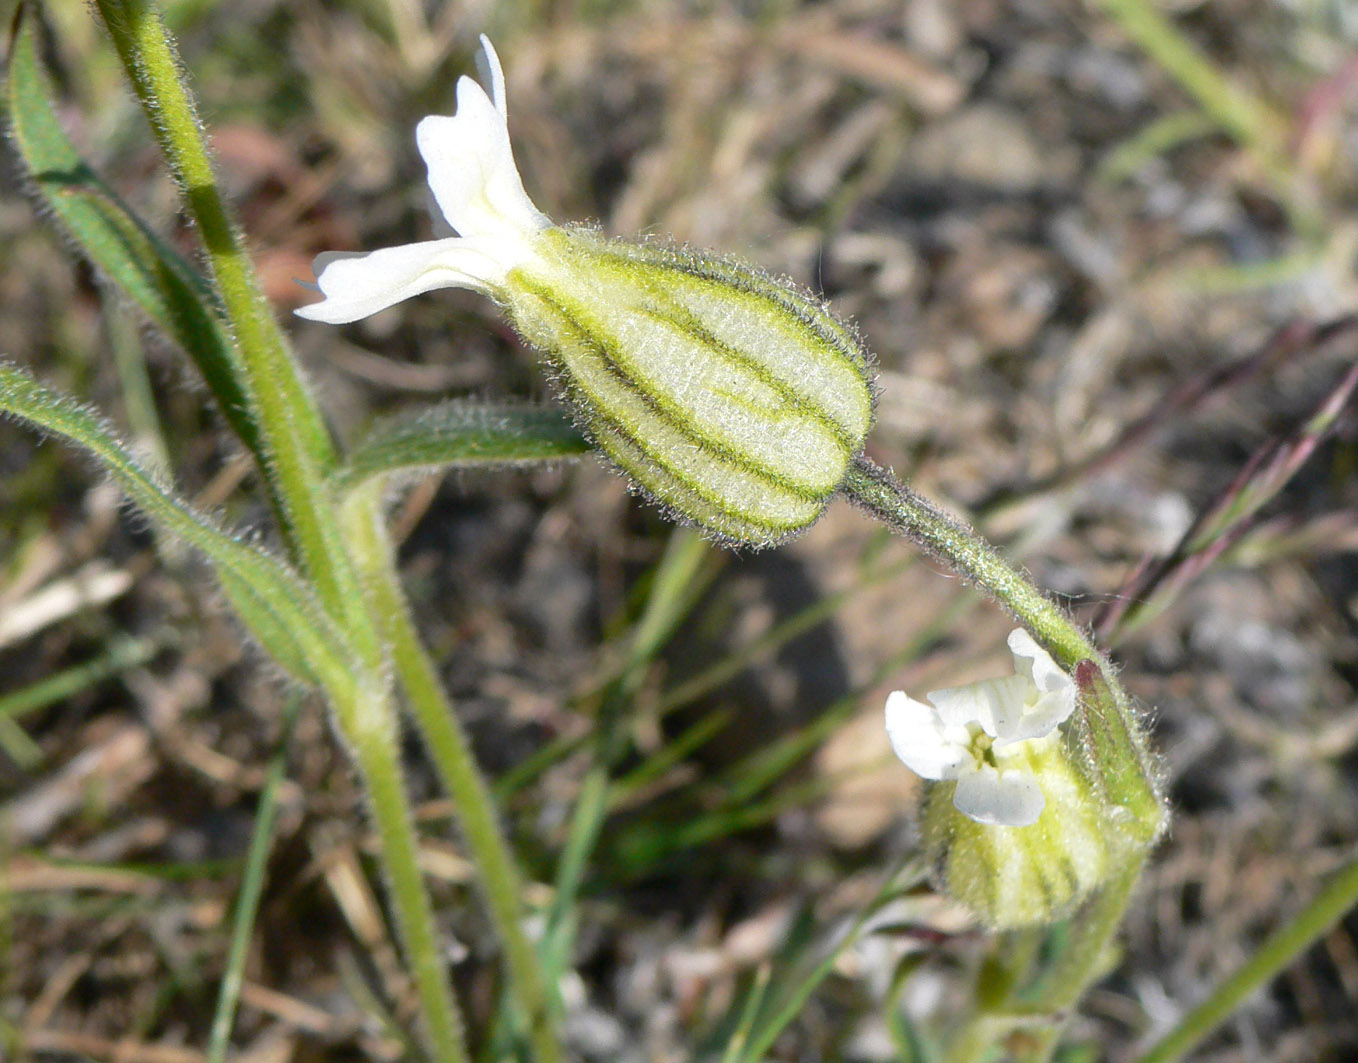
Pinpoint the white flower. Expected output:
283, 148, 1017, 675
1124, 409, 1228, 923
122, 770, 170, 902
293, 37, 876, 548
884, 629, 1077, 827
295, 36, 550, 325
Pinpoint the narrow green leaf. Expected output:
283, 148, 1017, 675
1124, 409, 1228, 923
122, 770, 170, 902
0, 362, 353, 690
207, 694, 301, 1063
0, 712, 43, 770
0, 636, 155, 721
735, 859, 927, 1063
332, 400, 590, 495
214, 569, 329, 687
6, 1, 261, 460
718, 965, 772, 1063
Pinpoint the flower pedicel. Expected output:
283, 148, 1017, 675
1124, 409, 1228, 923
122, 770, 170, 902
298, 36, 874, 548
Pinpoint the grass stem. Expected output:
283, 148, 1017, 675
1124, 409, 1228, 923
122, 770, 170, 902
206, 695, 301, 1063
1138, 849, 1358, 1063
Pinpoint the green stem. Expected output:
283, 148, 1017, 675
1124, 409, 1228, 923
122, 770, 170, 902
92, 0, 362, 628
842, 457, 1103, 673
342, 487, 564, 1063
90, 9, 472, 1059
1024, 859, 1143, 1015
943, 1012, 1046, 1063
1139, 847, 1358, 1063
940, 860, 1148, 1063
337, 683, 473, 1063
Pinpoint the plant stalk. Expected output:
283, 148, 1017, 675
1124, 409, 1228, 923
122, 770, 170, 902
337, 684, 473, 1063
93, 0, 365, 630
91, 6, 473, 1059
342, 486, 565, 1063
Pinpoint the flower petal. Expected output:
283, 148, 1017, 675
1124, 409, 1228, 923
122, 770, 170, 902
1008, 628, 1075, 698
885, 690, 971, 780
295, 238, 506, 324
1008, 689, 1075, 742
474, 33, 509, 116
952, 764, 1045, 827
928, 675, 1028, 738
1005, 628, 1076, 737
415, 39, 549, 241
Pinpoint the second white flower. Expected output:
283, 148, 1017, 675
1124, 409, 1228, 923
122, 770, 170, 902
884, 629, 1077, 827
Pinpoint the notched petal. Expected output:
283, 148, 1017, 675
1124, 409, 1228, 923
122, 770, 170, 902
885, 690, 970, 780
953, 765, 1045, 827
475, 34, 509, 116
1008, 628, 1075, 698
415, 45, 549, 240
1011, 689, 1075, 741
928, 675, 1026, 737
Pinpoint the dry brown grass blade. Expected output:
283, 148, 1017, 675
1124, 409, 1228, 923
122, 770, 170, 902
22, 1029, 204, 1063
1097, 355, 1358, 641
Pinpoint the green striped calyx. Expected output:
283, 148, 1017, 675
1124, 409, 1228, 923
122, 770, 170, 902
921, 734, 1112, 929
505, 227, 875, 546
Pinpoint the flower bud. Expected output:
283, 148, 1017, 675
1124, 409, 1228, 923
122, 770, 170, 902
505, 228, 874, 545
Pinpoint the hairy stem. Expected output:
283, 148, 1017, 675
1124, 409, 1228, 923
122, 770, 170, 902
842, 457, 1104, 673
337, 685, 473, 1063
92, 0, 366, 631
342, 487, 564, 1063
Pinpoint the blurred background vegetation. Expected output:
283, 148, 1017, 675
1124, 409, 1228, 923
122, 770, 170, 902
1, 0, 1356, 1060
